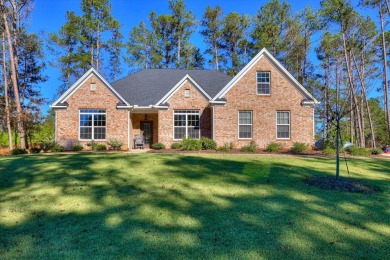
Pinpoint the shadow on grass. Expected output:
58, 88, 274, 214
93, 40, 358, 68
0, 153, 389, 258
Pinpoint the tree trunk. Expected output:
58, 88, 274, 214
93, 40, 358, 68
2, 33, 13, 150
1, 0, 26, 149
214, 42, 219, 70
96, 21, 100, 71
177, 36, 181, 68
341, 32, 364, 147
380, 7, 390, 141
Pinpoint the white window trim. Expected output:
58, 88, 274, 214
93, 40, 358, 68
256, 71, 271, 95
173, 110, 201, 141
79, 109, 107, 141
276, 111, 290, 140
238, 110, 253, 140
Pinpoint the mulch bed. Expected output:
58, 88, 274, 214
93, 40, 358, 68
149, 148, 324, 155
303, 176, 381, 194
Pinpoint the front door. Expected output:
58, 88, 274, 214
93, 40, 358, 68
140, 121, 153, 148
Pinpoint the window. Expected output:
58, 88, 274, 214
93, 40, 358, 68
79, 109, 106, 140
257, 72, 270, 95
184, 89, 190, 97
277, 111, 290, 139
174, 110, 200, 140
238, 111, 252, 139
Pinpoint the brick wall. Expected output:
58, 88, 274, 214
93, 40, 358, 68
214, 56, 314, 149
55, 74, 129, 150
158, 80, 211, 146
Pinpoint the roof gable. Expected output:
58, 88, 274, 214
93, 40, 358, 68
212, 48, 319, 103
155, 74, 211, 105
51, 68, 130, 108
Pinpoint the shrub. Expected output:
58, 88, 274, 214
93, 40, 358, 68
29, 147, 41, 154
96, 144, 107, 151
323, 146, 336, 155
371, 147, 382, 155
241, 141, 257, 153
217, 144, 230, 152
52, 145, 65, 152
200, 137, 217, 150
107, 139, 123, 150
10, 148, 27, 155
86, 141, 98, 150
181, 138, 202, 151
151, 143, 166, 150
70, 145, 83, 151
39, 139, 55, 153
345, 146, 371, 156
171, 142, 182, 149
291, 142, 308, 154
265, 142, 281, 153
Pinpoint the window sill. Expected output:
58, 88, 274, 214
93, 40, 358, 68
256, 94, 271, 96
238, 138, 253, 140
78, 139, 107, 142
276, 138, 290, 140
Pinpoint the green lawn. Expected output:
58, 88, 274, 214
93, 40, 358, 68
0, 153, 389, 259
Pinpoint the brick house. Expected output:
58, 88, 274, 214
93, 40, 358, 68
51, 48, 319, 150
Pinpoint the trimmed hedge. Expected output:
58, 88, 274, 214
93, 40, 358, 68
10, 148, 28, 155
151, 143, 166, 150
70, 145, 83, 151
200, 137, 217, 150
371, 147, 382, 155
171, 142, 182, 149
108, 139, 123, 150
265, 142, 281, 153
291, 142, 308, 154
345, 146, 371, 157
241, 141, 257, 153
52, 145, 65, 152
323, 146, 336, 155
96, 144, 107, 151
181, 138, 202, 151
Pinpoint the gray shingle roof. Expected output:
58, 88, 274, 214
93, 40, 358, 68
110, 69, 232, 106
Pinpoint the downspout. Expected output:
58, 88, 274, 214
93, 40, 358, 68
212, 106, 215, 140
128, 110, 130, 150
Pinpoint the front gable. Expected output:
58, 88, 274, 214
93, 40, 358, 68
51, 68, 130, 109
213, 48, 319, 105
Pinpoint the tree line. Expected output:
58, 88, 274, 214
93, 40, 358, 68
0, 0, 389, 151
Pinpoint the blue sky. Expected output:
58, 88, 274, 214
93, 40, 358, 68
27, 0, 375, 114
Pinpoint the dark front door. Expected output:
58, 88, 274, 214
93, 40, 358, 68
140, 121, 153, 147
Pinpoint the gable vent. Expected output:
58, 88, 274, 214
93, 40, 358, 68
90, 83, 97, 91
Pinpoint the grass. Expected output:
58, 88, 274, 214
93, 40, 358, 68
0, 153, 389, 258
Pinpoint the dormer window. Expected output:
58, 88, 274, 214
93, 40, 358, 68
257, 72, 270, 95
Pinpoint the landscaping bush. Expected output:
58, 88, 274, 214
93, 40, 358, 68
171, 142, 182, 149
10, 148, 27, 155
52, 145, 65, 152
323, 146, 336, 155
86, 141, 98, 150
151, 143, 166, 150
29, 147, 41, 154
371, 147, 382, 155
200, 137, 217, 150
107, 139, 123, 150
95, 144, 107, 151
217, 143, 230, 152
345, 146, 371, 156
39, 139, 56, 153
265, 142, 281, 153
181, 138, 202, 151
291, 142, 308, 154
241, 141, 257, 153
70, 145, 83, 151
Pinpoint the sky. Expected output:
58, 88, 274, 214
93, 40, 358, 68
26, 0, 375, 114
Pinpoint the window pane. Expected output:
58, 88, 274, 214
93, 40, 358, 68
174, 115, 186, 126
239, 111, 252, 124
277, 125, 290, 138
94, 114, 106, 126
174, 127, 186, 139
94, 127, 106, 140
277, 112, 289, 124
80, 127, 92, 139
188, 115, 199, 127
80, 114, 93, 126
239, 125, 252, 138
188, 127, 200, 139
257, 83, 270, 94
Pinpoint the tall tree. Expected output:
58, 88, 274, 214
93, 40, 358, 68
252, 0, 292, 59
168, 0, 196, 68
1, 32, 12, 150
201, 5, 224, 70
106, 19, 123, 81
126, 21, 152, 69
221, 12, 250, 75
1, 0, 26, 149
